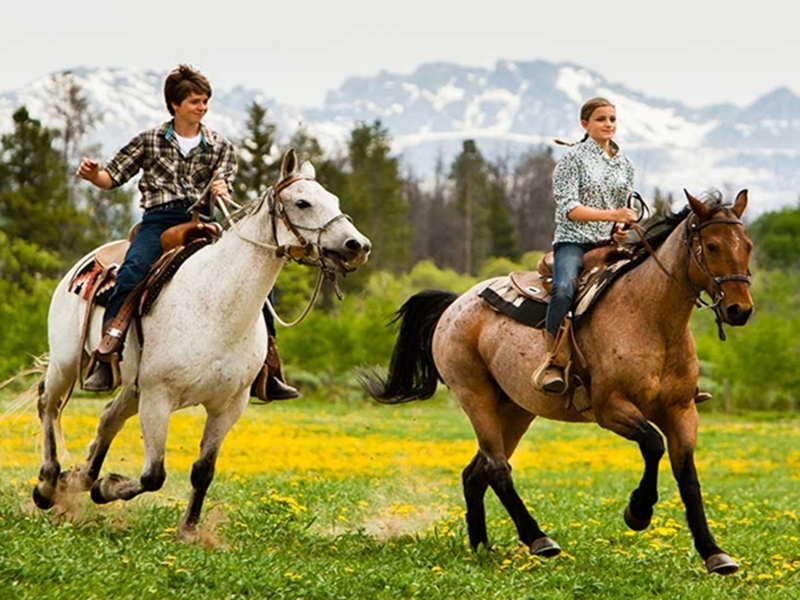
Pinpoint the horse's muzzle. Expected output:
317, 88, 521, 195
722, 302, 753, 326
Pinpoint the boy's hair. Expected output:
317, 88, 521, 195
163, 64, 212, 116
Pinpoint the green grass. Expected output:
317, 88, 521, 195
1, 388, 798, 599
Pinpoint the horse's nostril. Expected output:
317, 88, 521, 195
726, 304, 753, 325
345, 239, 361, 252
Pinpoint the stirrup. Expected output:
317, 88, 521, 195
250, 365, 300, 403
82, 351, 121, 392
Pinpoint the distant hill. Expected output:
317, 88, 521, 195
2, 60, 798, 216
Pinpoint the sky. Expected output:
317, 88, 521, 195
2, 1, 796, 109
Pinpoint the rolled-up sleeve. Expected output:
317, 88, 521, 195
104, 134, 145, 188
552, 151, 582, 221
215, 140, 238, 196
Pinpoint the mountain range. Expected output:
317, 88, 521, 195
2, 60, 799, 217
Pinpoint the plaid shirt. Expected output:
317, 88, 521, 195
104, 121, 237, 210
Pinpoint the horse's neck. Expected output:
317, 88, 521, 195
186, 213, 283, 313
627, 222, 697, 326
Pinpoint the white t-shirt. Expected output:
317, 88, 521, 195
175, 132, 202, 156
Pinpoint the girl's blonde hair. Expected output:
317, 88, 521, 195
554, 97, 615, 147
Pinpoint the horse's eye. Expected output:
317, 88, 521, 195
295, 199, 311, 209
705, 242, 719, 254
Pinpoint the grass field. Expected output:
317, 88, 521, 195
1, 387, 799, 599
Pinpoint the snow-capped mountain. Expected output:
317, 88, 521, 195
2, 60, 798, 216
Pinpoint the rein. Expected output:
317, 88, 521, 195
627, 205, 750, 341
214, 173, 350, 327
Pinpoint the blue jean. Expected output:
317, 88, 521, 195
544, 242, 594, 336
261, 289, 277, 338
104, 206, 192, 323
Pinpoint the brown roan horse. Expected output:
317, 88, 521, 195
361, 190, 753, 575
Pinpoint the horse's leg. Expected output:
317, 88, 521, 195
33, 370, 70, 509
596, 397, 665, 531
178, 395, 249, 541
63, 386, 140, 493
90, 393, 171, 505
459, 386, 559, 556
661, 407, 738, 575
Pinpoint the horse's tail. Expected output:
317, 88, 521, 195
359, 289, 458, 404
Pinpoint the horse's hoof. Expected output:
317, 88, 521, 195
530, 536, 561, 558
90, 480, 112, 505
624, 505, 651, 531
32, 486, 54, 510
706, 553, 739, 575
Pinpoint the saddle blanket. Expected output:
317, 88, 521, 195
478, 253, 643, 329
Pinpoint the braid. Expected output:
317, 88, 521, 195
553, 132, 589, 147
554, 98, 613, 148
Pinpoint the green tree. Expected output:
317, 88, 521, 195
343, 120, 409, 274
0, 231, 60, 378
486, 159, 520, 261
748, 201, 800, 271
235, 101, 279, 202
0, 107, 78, 263
450, 139, 490, 274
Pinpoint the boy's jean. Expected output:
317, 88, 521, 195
103, 205, 192, 323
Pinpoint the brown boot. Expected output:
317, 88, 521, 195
83, 321, 126, 392
532, 318, 573, 394
250, 336, 299, 402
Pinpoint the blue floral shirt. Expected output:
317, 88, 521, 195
551, 138, 635, 245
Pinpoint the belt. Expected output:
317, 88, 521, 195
145, 199, 192, 213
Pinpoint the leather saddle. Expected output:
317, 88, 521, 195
69, 220, 220, 387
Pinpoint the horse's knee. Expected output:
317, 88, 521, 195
484, 456, 513, 491
141, 462, 166, 492
190, 455, 216, 491
640, 430, 665, 460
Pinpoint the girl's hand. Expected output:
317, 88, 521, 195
613, 207, 638, 224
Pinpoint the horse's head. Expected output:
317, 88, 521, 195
270, 149, 371, 274
685, 189, 754, 327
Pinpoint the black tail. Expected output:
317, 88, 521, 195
359, 289, 458, 404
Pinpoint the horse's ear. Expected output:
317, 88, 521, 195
280, 149, 299, 179
732, 189, 748, 218
299, 160, 316, 180
684, 189, 709, 219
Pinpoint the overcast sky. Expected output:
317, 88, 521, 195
2, 1, 794, 109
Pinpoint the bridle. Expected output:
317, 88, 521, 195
627, 199, 751, 341
214, 173, 353, 326
683, 211, 751, 340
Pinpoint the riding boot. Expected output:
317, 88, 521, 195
532, 317, 573, 395
83, 318, 127, 392
250, 335, 299, 402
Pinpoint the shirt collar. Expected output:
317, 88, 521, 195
584, 137, 620, 157
162, 121, 214, 147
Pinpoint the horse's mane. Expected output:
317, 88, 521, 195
626, 191, 728, 253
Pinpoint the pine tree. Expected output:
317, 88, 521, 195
344, 120, 410, 274
235, 101, 279, 202
450, 139, 490, 274
509, 146, 556, 252
486, 159, 520, 261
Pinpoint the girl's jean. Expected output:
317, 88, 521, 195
544, 242, 595, 336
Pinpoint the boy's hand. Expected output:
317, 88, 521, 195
76, 158, 100, 182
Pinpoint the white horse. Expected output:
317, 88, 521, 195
34, 149, 371, 539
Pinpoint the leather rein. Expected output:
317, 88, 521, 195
629, 207, 750, 341
217, 173, 352, 326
